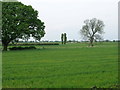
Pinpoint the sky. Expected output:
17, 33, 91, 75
18, 0, 119, 41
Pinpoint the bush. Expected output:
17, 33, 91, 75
39, 43, 59, 45
9, 46, 36, 50
9, 43, 59, 46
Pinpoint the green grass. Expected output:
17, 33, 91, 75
2, 42, 118, 88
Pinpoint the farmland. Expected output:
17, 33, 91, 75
2, 42, 118, 88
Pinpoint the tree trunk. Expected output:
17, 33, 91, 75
89, 38, 94, 47
3, 43, 8, 51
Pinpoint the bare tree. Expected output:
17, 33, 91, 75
80, 18, 105, 46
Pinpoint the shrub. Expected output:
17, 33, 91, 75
39, 43, 59, 45
9, 43, 59, 46
9, 46, 36, 50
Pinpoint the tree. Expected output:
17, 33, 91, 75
2, 1, 45, 51
80, 18, 105, 46
63, 33, 67, 44
61, 33, 64, 44
61, 33, 67, 44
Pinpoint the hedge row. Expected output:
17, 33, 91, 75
38, 43, 59, 45
9, 43, 59, 46
9, 46, 36, 50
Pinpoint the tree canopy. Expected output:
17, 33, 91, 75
80, 18, 105, 46
2, 1, 45, 51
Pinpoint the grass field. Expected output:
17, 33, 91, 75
2, 42, 118, 88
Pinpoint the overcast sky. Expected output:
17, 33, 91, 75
18, 0, 119, 41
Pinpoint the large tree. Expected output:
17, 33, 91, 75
80, 18, 105, 46
2, 1, 45, 51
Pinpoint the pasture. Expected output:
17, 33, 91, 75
2, 42, 118, 88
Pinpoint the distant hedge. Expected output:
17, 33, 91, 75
9, 46, 36, 50
38, 43, 59, 45
9, 43, 59, 46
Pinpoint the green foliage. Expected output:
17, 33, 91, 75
61, 33, 67, 44
9, 43, 59, 46
2, 42, 118, 88
61, 33, 64, 44
2, 1, 45, 51
64, 33, 67, 44
9, 46, 36, 50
